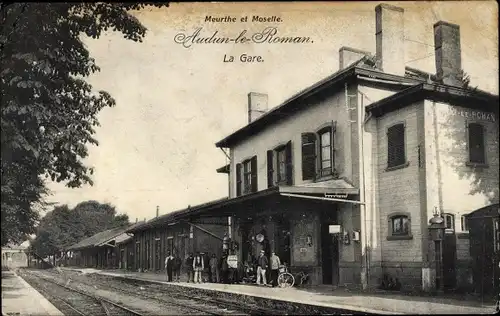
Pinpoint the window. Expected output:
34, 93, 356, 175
461, 215, 468, 232
444, 213, 455, 231
468, 123, 486, 164
301, 133, 317, 180
392, 216, 410, 235
387, 213, 412, 240
276, 147, 287, 183
387, 123, 406, 168
319, 129, 333, 177
236, 156, 257, 196
301, 121, 336, 181
243, 160, 252, 193
267, 141, 293, 187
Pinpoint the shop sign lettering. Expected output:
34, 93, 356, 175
452, 108, 496, 122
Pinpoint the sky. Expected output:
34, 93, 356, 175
45, 1, 498, 222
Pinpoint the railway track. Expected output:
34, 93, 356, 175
38, 268, 285, 315
19, 270, 147, 316
89, 276, 283, 315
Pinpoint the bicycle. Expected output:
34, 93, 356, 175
277, 264, 295, 288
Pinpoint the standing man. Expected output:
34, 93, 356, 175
256, 250, 268, 286
270, 251, 281, 287
221, 254, 229, 284
164, 251, 174, 282
173, 252, 182, 282
185, 253, 194, 283
193, 253, 204, 283
209, 253, 220, 283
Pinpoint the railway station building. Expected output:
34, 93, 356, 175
65, 3, 498, 293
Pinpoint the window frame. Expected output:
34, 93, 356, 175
275, 144, 287, 184
318, 126, 334, 178
460, 215, 469, 232
386, 122, 409, 171
466, 121, 488, 167
387, 212, 413, 240
443, 213, 455, 232
242, 158, 253, 195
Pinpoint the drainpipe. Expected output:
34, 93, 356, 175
358, 91, 369, 290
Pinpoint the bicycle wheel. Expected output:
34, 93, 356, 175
277, 272, 295, 288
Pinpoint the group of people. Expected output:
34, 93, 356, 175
164, 250, 283, 287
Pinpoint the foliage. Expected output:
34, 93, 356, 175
0, 2, 168, 246
30, 200, 130, 257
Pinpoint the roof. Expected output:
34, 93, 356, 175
126, 197, 229, 233
366, 83, 499, 117
215, 57, 498, 149
66, 223, 141, 251
466, 203, 500, 219
215, 60, 424, 148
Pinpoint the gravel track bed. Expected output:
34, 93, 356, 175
54, 269, 375, 315
19, 269, 212, 315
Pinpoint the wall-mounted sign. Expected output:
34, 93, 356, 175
324, 193, 349, 199
451, 108, 496, 122
329, 225, 341, 234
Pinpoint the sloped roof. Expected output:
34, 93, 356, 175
126, 197, 229, 233
215, 58, 422, 148
66, 223, 141, 251
466, 203, 500, 219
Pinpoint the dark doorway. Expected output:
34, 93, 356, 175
135, 242, 140, 271
320, 207, 339, 285
275, 214, 291, 266
155, 238, 162, 271
442, 213, 457, 289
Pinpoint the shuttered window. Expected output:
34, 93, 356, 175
318, 124, 335, 177
267, 150, 274, 188
243, 159, 252, 194
387, 123, 406, 168
268, 141, 293, 187
285, 141, 293, 185
468, 123, 486, 164
250, 156, 258, 193
301, 133, 316, 180
236, 163, 242, 196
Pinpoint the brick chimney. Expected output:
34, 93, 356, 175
339, 47, 371, 69
375, 4, 405, 76
248, 92, 268, 123
434, 21, 462, 87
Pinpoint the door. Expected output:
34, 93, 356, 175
320, 208, 339, 285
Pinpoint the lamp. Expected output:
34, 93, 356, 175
428, 210, 445, 291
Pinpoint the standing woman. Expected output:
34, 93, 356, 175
193, 253, 204, 283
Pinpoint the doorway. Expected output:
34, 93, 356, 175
320, 208, 339, 285
442, 213, 457, 290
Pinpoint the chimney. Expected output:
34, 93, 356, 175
339, 47, 371, 69
143, 217, 146, 222
156, 205, 159, 218
375, 4, 405, 76
247, 92, 268, 123
434, 21, 462, 87
135, 218, 138, 223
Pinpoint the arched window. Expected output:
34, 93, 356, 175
387, 212, 412, 240
443, 213, 455, 231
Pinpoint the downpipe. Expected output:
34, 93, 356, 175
358, 91, 369, 290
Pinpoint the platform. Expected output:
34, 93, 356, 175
2, 269, 63, 316
60, 267, 496, 315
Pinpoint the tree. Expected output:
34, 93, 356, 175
1, 3, 168, 246
30, 201, 130, 257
